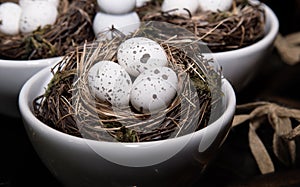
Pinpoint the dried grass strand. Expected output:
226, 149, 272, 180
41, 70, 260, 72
33, 24, 223, 142
136, 0, 266, 52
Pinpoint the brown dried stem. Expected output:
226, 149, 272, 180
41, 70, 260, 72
0, 0, 97, 60
136, 0, 266, 52
33, 24, 223, 142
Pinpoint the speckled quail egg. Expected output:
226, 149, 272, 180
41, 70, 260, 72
93, 11, 140, 40
88, 60, 132, 107
117, 37, 168, 77
198, 0, 233, 12
130, 67, 178, 113
161, 0, 199, 16
19, 1, 58, 33
19, 0, 60, 8
0, 2, 22, 35
97, 0, 136, 14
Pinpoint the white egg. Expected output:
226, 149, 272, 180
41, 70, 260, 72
0, 2, 22, 35
198, 0, 233, 12
19, 0, 60, 8
19, 1, 58, 33
161, 0, 199, 16
93, 12, 140, 40
130, 67, 178, 113
97, 0, 136, 14
88, 60, 132, 107
117, 37, 168, 77
136, 0, 151, 7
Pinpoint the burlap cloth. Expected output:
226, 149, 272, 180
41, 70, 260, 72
274, 32, 300, 65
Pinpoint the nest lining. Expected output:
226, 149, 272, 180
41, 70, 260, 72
0, 0, 97, 60
136, 0, 266, 52
33, 22, 223, 142
1, 0, 265, 60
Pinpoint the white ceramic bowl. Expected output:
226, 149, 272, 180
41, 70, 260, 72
0, 57, 62, 117
19, 66, 236, 187
210, 4, 279, 92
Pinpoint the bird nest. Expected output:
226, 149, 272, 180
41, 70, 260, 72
136, 0, 266, 52
33, 21, 224, 142
0, 0, 97, 60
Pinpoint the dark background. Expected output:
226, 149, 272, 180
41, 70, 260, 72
263, 0, 300, 36
1, 0, 300, 186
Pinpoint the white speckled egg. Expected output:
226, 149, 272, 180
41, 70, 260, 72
161, 0, 199, 16
198, 0, 233, 12
93, 12, 140, 40
19, 1, 58, 33
97, 0, 136, 14
130, 67, 178, 113
88, 60, 132, 107
0, 2, 22, 35
117, 37, 168, 77
19, 0, 60, 8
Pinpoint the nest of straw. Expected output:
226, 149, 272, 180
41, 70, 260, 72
136, 0, 266, 52
33, 22, 223, 142
0, 0, 97, 60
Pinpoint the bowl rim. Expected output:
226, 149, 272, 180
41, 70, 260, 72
1, 3, 279, 67
212, 3, 279, 57
0, 56, 63, 68
19, 66, 236, 145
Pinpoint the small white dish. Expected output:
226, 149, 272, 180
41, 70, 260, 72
19, 65, 236, 186
0, 57, 62, 117
211, 4, 279, 91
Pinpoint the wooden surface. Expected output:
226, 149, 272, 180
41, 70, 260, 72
1, 1, 300, 186
196, 48, 300, 186
1, 47, 300, 187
